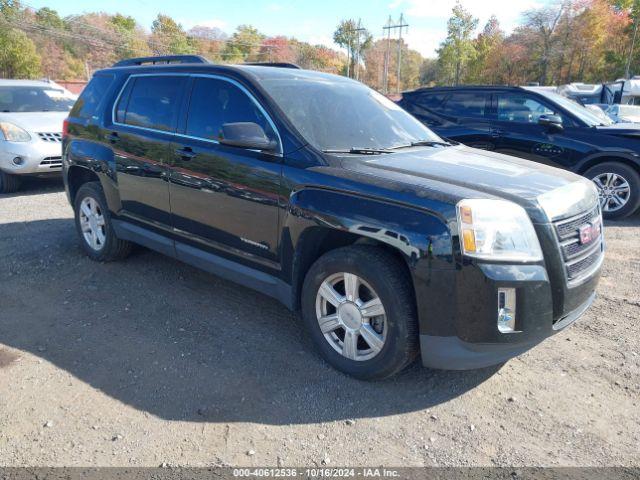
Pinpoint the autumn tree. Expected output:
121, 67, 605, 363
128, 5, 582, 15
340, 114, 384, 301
0, 27, 41, 78
221, 25, 264, 63
333, 19, 372, 78
260, 36, 296, 63
437, 2, 478, 85
111, 14, 150, 59
150, 14, 195, 55
467, 15, 504, 83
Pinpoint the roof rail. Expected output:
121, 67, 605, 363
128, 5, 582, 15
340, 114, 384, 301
242, 62, 301, 69
112, 55, 210, 67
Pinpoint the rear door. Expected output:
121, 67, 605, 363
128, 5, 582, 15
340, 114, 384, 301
435, 90, 497, 150
109, 74, 187, 229
167, 75, 282, 270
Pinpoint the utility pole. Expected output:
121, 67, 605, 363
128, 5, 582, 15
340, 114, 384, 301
354, 19, 363, 80
382, 14, 408, 93
626, 14, 639, 79
396, 13, 408, 94
345, 19, 366, 80
382, 15, 393, 93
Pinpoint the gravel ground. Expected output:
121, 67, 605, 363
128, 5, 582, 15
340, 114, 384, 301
0, 178, 638, 467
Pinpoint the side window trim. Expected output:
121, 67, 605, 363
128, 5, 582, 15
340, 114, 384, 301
111, 72, 283, 157
179, 73, 283, 157
495, 92, 575, 126
111, 73, 188, 135
441, 90, 491, 120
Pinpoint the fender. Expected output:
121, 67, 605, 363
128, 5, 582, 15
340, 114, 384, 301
281, 187, 456, 335
573, 150, 640, 174
64, 138, 122, 213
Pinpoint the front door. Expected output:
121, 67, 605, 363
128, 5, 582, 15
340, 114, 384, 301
167, 75, 282, 270
109, 74, 187, 229
491, 92, 575, 168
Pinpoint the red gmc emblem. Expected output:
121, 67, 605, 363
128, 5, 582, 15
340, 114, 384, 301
579, 221, 601, 245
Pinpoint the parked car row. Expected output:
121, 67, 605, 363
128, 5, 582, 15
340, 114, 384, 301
396, 85, 640, 219
0, 79, 76, 193
57, 56, 605, 379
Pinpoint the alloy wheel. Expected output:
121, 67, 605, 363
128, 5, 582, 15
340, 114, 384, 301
315, 272, 387, 361
79, 197, 106, 251
592, 172, 631, 213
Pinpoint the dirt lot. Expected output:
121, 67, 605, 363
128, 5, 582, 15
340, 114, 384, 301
0, 178, 638, 468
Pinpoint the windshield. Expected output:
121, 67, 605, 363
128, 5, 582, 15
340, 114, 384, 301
531, 89, 610, 126
614, 104, 640, 117
260, 77, 443, 151
0, 86, 76, 112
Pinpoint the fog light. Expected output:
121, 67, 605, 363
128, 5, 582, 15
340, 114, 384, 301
12, 156, 24, 166
497, 288, 516, 333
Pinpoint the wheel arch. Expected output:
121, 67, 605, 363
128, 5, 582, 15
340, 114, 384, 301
67, 165, 100, 203
576, 153, 640, 176
283, 188, 454, 313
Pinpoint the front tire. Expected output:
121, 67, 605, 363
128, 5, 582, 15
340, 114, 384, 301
73, 181, 132, 261
585, 162, 640, 219
301, 245, 419, 380
0, 171, 21, 194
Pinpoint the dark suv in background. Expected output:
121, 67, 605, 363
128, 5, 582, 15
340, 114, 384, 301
397, 86, 640, 219
62, 56, 603, 379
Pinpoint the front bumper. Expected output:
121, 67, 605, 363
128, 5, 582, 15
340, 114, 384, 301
414, 247, 602, 370
420, 291, 595, 370
0, 138, 63, 176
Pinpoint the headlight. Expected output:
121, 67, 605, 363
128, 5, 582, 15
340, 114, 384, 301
0, 122, 31, 142
457, 199, 543, 262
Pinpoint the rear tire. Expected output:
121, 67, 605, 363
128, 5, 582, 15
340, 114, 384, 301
0, 171, 21, 194
585, 162, 640, 219
301, 245, 419, 380
74, 181, 132, 262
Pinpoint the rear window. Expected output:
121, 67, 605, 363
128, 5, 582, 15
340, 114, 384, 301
69, 74, 113, 119
442, 92, 489, 118
118, 76, 186, 132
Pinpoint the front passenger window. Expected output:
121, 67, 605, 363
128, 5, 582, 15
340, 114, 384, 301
185, 77, 277, 144
497, 94, 556, 124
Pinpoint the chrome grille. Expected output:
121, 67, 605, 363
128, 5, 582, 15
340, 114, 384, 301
37, 132, 62, 142
39, 156, 62, 168
553, 206, 603, 282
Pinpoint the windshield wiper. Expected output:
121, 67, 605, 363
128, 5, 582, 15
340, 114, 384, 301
322, 147, 392, 155
389, 140, 452, 150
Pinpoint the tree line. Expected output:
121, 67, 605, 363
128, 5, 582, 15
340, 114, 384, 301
0, 0, 639, 91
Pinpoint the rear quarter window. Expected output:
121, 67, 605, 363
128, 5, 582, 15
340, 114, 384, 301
442, 92, 490, 118
117, 76, 186, 132
69, 74, 115, 120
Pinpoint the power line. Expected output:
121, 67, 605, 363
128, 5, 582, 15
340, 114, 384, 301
20, 1, 286, 51
382, 13, 408, 94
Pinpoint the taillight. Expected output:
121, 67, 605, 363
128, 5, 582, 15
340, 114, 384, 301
62, 118, 69, 138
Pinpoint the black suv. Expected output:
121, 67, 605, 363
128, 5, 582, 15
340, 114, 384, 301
62, 56, 603, 379
397, 86, 640, 219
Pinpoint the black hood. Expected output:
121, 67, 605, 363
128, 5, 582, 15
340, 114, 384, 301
338, 145, 597, 222
595, 123, 640, 138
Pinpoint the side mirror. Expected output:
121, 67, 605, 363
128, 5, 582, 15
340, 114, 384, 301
538, 114, 563, 131
219, 122, 278, 152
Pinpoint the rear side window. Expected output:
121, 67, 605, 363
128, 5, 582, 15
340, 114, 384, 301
443, 92, 490, 118
118, 76, 186, 132
412, 92, 447, 110
185, 77, 276, 142
69, 74, 114, 120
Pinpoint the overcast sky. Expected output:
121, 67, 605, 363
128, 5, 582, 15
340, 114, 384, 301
26, 0, 548, 57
